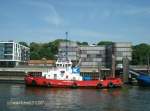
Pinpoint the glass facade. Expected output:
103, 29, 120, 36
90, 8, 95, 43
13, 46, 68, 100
0, 42, 30, 67
0, 43, 13, 60
0, 43, 4, 59
4, 43, 13, 54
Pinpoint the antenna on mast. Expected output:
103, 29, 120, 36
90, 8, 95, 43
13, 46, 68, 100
65, 32, 68, 61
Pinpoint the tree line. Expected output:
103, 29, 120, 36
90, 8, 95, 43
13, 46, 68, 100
19, 40, 150, 65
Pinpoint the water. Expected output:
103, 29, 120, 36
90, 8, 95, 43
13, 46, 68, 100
0, 84, 150, 111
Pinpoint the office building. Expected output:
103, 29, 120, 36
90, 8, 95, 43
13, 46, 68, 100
0, 41, 30, 67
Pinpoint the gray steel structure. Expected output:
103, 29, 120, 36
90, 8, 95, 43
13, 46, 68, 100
113, 42, 132, 65
58, 41, 132, 79
58, 42, 132, 68
58, 41, 80, 62
80, 46, 106, 68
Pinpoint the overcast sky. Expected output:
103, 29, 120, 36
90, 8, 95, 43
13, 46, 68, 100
0, 0, 150, 44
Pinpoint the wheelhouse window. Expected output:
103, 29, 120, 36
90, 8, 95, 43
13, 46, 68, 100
60, 70, 65, 73
60, 71, 65, 77
54, 74, 57, 79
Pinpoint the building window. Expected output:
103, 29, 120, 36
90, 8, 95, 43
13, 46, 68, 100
4, 55, 12, 59
116, 51, 123, 57
96, 54, 101, 58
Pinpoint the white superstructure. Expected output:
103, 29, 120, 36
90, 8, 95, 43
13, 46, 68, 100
42, 59, 83, 81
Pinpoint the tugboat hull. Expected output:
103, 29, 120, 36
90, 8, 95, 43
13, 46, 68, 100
25, 76, 123, 89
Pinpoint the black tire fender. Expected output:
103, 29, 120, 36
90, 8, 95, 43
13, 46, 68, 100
71, 83, 78, 88
31, 80, 37, 86
108, 82, 114, 88
97, 83, 103, 89
47, 83, 51, 87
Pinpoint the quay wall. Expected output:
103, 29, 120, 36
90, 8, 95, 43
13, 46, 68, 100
0, 67, 49, 84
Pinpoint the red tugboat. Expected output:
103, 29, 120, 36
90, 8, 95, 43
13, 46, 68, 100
25, 32, 122, 88
25, 59, 123, 89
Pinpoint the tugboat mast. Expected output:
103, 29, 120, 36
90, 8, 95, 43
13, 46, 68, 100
65, 32, 68, 61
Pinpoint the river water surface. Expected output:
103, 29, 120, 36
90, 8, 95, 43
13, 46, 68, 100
0, 83, 150, 111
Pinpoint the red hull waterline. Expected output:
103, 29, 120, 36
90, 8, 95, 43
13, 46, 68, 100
24, 76, 123, 89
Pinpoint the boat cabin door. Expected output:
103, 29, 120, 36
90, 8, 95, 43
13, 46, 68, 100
54, 74, 57, 79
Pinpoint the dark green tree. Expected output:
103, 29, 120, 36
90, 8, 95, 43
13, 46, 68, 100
30, 52, 40, 60
30, 42, 41, 52
29, 39, 67, 60
77, 41, 88, 45
19, 42, 29, 47
49, 39, 67, 56
132, 43, 150, 65
97, 41, 113, 45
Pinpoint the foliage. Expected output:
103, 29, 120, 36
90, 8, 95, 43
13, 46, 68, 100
19, 40, 150, 65
30, 52, 40, 60
28, 39, 66, 60
77, 41, 88, 45
97, 41, 113, 45
19, 42, 29, 47
132, 43, 150, 65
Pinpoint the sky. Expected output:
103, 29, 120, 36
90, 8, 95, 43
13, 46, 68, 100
0, 0, 150, 44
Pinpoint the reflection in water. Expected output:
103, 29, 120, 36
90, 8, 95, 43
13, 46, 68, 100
100, 88, 121, 96
25, 87, 123, 110
0, 84, 150, 111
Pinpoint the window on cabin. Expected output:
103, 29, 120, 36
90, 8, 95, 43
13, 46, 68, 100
60, 71, 65, 77
54, 74, 57, 79
61, 71, 65, 73
66, 75, 68, 79
73, 77, 76, 80
61, 73, 64, 77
